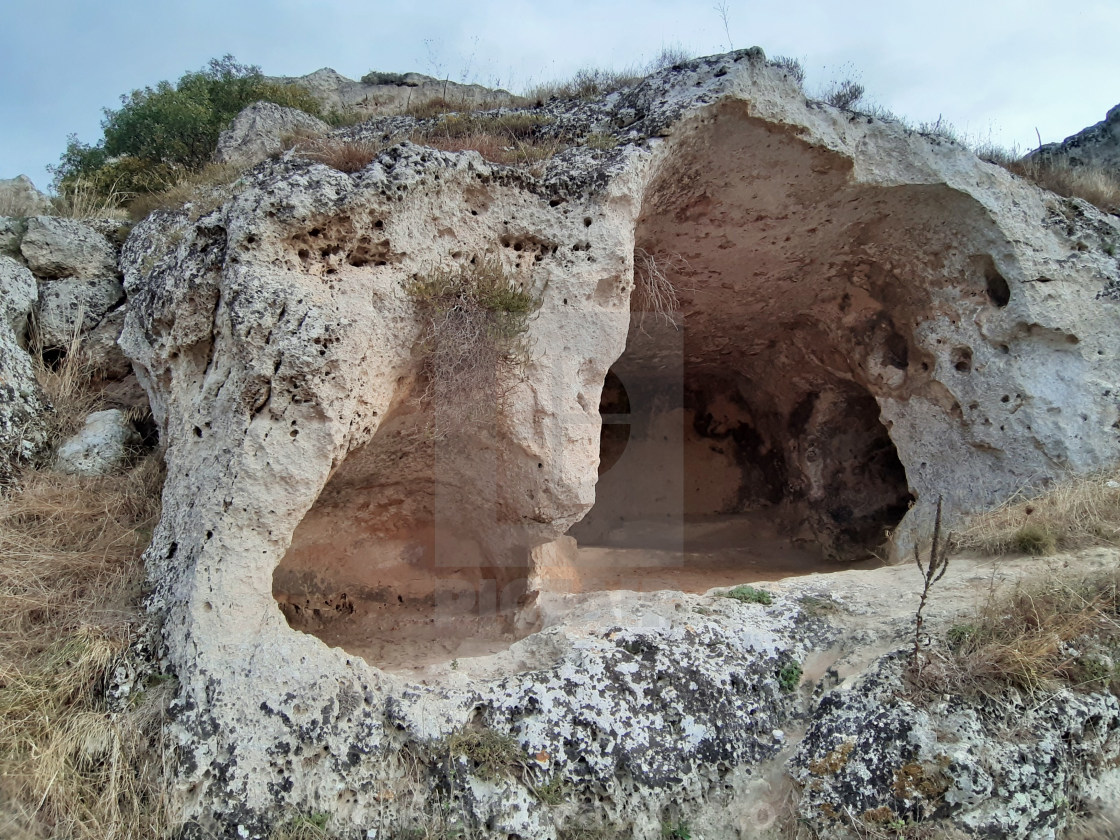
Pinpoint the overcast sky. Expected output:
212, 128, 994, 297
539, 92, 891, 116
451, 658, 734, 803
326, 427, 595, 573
3, 0, 1118, 194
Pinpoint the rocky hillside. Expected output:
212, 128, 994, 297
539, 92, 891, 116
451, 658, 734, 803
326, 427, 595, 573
2, 48, 1120, 840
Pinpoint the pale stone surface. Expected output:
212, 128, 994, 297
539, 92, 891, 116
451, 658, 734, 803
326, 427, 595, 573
267, 67, 515, 117
214, 101, 330, 167
54, 408, 140, 475
115, 50, 1120, 838
0, 175, 50, 215
35, 275, 125, 348
0, 216, 25, 256
20, 216, 118, 279
0, 255, 36, 346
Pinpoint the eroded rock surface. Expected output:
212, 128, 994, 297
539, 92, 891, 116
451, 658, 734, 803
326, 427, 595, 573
54, 408, 140, 475
36, 275, 125, 349
0, 174, 50, 215
20, 216, 119, 279
214, 101, 330, 167
117, 49, 1120, 838
268, 67, 515, 117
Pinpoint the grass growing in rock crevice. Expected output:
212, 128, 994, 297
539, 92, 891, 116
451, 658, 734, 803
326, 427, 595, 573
406, 255, 540, 433
914, 566, 1120, 699
953, 471, 1120, 557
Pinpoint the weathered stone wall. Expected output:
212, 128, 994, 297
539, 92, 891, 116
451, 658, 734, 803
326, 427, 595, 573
115, 49, 1120, 837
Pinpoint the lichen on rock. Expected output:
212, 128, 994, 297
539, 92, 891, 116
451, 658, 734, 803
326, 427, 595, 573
111, 48, 1120, 838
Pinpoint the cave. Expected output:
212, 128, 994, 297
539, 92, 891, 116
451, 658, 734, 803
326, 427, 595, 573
269, 100, 1032, 671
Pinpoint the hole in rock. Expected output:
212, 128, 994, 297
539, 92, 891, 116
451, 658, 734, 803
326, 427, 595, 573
274, 393, 534, 672
271, 102, 1032, 673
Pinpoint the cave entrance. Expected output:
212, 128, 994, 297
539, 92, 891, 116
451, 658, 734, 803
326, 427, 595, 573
273, 394, 533, 672
566, 103, 918, 593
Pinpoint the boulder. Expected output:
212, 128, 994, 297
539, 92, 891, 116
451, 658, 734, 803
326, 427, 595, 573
79, 306, 132, 379
20, 216, 118, 279
35, 275, 125, 349
266, 67, 516, 118
116, 49, 1120, 837
0, 216, 26, 257
0, 175, 50, 216
214, 101, 330, 168
1030, 102, 1120, 172
54, 409, 140, 475
0, 255, 36, 347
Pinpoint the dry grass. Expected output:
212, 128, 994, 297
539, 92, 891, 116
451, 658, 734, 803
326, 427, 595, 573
0, 313, 168, 838
406, 256, 540, 434
404, 96, 493, 121
914, 566, 1120, 699
294, 136, 383, 173
1010, 158, 1120, 213
954, 472, 1120, 557
50, 178, 130, 221
526, 68, 642, 103
975, 145, 1120, 214
127, 162, 242, 221
0, 457, 168, 839
414, 112, 564, 167
632, 248, 684, 331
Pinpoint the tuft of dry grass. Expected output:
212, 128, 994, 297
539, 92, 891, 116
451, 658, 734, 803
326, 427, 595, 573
127, 162, 242, 222
914, 566, 1120, 699
0, 456, 169, 840
954, 472, 1120, 557
632, 248, 684, 331
975, 145, 1120, 214
294, 136, 383, 174
50, 178, 130, 221
405, 256, 540, 434
526, 67, 642, 103
1011, 158, 1120, 213
404, 96, 492, 121
413, 112, 564, 167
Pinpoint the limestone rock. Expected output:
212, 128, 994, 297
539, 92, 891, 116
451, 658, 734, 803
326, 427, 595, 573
791, 653, 1120, 839
54, 409, 140, 475
0, 175, 50, 216
116, 49, 1120, 837
35, 275, 125, 349
0, 317, 47, 480
214, 101, 330, 167
1031, 102, 1120, 171
267, 67, 516, 118
0, 216, 26, 257
79, 306, 132, 379
20, 216, 118, 279
0, 255, 36, 346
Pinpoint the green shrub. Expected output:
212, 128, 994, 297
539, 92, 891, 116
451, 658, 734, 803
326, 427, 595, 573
777, 661, 803, 692
722, 585, 772, 605
361, 70, 413, 86
51, 55, 323, 208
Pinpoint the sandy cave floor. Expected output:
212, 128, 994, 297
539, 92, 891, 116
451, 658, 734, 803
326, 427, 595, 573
306, 513, 885, 672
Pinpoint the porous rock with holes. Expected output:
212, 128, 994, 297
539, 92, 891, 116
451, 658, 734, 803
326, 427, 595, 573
116, 49, 1120, 837
791, 653, 1120, 839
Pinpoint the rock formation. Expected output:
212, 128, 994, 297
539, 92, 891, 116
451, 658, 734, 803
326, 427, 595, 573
268, 67, 516, 118
1032, 102, 1120, 171
54, 408, 141, 475
214, 101, 331, 167
114, 49, 1120, 837
0, 214, 141, 480
0, 174, 50, 216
